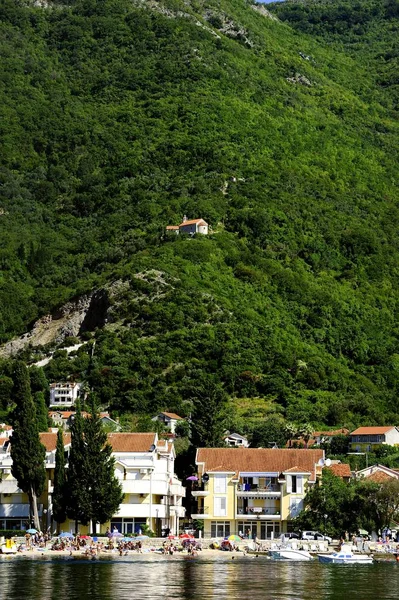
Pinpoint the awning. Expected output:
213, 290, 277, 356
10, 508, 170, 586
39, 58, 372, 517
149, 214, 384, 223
0, 504, 43, 518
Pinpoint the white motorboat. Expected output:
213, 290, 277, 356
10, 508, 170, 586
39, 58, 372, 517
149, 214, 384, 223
269, 547, 313, 561
318, 545, 373, 564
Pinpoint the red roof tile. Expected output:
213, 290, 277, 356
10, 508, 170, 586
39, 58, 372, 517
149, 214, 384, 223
39, 432, 71, 451
326, 463, 351, 478
161, 412, 183, 420
366, 471, 396, 483
179, 219, 207, 227
107, 433, 156, 453
350, 426, 396, 435
196, 448, 323, 481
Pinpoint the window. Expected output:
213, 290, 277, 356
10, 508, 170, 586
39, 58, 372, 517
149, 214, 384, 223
214, 475, 226, 493
214, 497, 227, 517
287, 475, 303, 494
238, 521, 257, 538
211, 521, 230, 538
289, 498, 303, 518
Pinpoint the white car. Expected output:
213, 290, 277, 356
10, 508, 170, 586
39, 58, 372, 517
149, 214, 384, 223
301, 530, 332, 543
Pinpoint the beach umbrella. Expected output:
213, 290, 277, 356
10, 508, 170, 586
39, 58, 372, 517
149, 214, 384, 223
59, 532, 74, 539
186, 476, 198, 481
228, 535, 241, 542
79, 535, 92, 540
26, 529, 37, 534
358, 529, 368, 535
135, 535, 149, 540
179, 533, 194, 540
122, 537, 133, 542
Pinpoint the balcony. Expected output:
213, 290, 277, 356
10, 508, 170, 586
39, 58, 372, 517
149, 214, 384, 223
190, 508, 211, 520
237, 484, 280, 497
191, 483, 210, 498
236, 507, 280, 520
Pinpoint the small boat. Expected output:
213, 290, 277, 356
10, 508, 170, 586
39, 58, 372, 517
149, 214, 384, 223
318, 545, 373, 564
269, 547, 313, 561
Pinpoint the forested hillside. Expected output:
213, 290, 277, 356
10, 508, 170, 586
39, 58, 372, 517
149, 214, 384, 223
1, 0, 399, 432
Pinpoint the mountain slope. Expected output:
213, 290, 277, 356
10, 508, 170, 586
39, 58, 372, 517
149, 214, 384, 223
1, 0, 399, 427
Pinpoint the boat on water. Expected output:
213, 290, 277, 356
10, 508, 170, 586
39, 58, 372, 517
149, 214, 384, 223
269, 547, 313, 561
318, 545, 373, 564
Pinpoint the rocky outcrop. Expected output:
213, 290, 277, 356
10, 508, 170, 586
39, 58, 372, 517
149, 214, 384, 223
0, 280, 130, 358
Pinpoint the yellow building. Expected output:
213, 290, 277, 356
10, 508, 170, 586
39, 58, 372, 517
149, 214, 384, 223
192, 448, 324, 539
0, 432, 185, 535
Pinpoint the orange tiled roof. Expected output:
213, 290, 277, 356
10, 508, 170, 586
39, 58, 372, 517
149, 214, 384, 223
179, 219, 207, 227
196, 448, 323, 481
326, 463, 351, 478
161, 412, 183, 420
166, 225, 179, 230
284, 466, 311, 474
107, 433, 156, 453
314, 428, 349, 437
39, 432, 71, 451
350, 426, 395, 435
366, 470, 396, 483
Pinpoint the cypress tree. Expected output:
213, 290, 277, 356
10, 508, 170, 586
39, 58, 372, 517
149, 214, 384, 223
52, 428, 67, 528
10, 361, 46, 531
34, 391, 49, 432
65, 400, 91, 531
84, 399, 124, 533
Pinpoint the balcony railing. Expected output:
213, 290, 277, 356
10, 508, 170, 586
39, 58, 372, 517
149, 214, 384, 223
237, 484, 280, 492
236, 507, 280, 516
190, 508, 209, 516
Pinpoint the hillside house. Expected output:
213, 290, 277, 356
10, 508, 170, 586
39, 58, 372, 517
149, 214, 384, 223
166, 216, 209, 236
224, 433, 249, 448
354, 464, 399, 483
350, 426, 399, 452
49, 382, 83, 408
152, 412, 183, 434
49, 411, 120, 431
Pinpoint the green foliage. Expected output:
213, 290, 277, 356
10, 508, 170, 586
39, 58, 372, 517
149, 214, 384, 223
1, 0, 399, 432
189, 377, 229, 448
296, 470, 399, 535
34, 391, 49, 432
9, 362, 46, 529
52, 428, 67, 526
65, 399, 124, 530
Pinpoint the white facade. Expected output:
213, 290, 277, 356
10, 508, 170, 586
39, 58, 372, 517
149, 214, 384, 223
49, 382, 82, 407
0, 432, 186, 534
111, 437, 185, 535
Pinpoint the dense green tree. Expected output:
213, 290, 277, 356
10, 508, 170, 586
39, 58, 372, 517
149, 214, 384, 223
34, 391, 49, 432
250, 415, 290, 449
65, 401, 91, 530
83, 400, 124, 533
52, 428, 67, 528
9, 362, 46, 530
189, 378, 228, 448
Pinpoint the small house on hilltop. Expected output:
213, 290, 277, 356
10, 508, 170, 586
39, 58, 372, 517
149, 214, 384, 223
350, 426, 399, 452
152, 412, 183, 434
166, 215, 208, 236
224, 432, 250, 448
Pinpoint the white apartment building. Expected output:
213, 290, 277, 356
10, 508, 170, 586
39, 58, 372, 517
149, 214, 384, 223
0, 432, 185, 534
49, 382, 83, 408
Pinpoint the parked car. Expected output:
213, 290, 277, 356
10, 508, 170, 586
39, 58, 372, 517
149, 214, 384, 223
301, 531, 332, 543
283, 532, 300, 540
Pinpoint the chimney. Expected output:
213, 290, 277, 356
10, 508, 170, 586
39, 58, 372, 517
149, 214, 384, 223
183, 215, 187, 222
